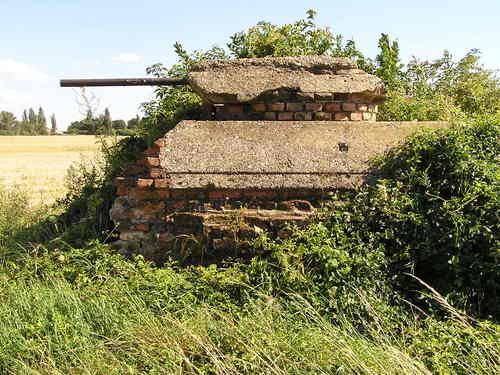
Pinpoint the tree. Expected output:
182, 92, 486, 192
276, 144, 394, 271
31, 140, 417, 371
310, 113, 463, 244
227, 9, 335, 58
379, 49, 500, 121
103, 108, 112, 135
127, 116, 141, 129
227, 9, 372, 70
36, 107, 48, 135
27, 108, 37, 134
111, 119, 126, 130
67, 110, 101, 135
0, 111, 17, 134
50, 114, 57, 134
375, 33, 403, 90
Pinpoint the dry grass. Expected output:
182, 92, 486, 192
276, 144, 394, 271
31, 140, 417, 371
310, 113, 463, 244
0, 135, 102, 204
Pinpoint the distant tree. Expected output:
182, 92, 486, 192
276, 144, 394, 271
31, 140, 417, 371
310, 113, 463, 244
27, 108, 37, 134
376, 33, 403, 90
50, 113, 57, 134
127, 116, 141, 129
22, 110, 28, 123
67, 110, 101, 134
0, 111, 17, 134
103, 108, 112, 135
36, 107, 48, 135
111, 119, 126, 130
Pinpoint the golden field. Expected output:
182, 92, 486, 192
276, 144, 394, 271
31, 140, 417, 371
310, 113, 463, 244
0, 135, 104, 204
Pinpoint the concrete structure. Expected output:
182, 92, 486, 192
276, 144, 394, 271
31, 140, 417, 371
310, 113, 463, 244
110, 56, 447, 262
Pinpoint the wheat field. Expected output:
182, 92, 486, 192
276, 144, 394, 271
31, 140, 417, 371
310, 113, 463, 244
0, 136, 103, 204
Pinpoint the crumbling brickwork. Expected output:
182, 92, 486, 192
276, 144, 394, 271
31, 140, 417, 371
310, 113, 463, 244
111, 138, 324, 261
214, 99, 378, 121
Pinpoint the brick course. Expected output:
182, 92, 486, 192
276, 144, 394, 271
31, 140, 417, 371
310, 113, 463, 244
213, 96, 377, 122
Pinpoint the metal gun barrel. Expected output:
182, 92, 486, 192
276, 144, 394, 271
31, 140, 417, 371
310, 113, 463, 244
60, 77, 188, 87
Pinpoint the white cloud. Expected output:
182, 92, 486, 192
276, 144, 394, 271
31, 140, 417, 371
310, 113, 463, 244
0, 87, 33, 114
113, 53, 141, 63
0, 59, 49, 82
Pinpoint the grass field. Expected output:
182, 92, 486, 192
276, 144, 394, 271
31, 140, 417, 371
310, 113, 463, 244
0, 136, 103, 203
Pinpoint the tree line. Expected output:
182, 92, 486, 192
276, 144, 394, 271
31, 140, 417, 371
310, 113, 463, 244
66, 107, 142, 136
0, 107, 57, 135
0, 106, 142, 136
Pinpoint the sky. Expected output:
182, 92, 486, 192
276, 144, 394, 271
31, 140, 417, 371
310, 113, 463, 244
1, 0, 499, 130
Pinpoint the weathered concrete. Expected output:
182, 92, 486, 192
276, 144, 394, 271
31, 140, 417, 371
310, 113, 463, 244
159, 120, 449, 190
188, 56, 386, 104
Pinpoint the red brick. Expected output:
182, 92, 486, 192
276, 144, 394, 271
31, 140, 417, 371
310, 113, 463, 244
116, 187, 128, 196
342, 103, 357, 112
148, 168, 164, 178
252, 103, 267, 112
350, 112, 363, 121
349, 93, 368, 103
314, 112, 332, 121
264, 112, 276, 120
244, 191, 277, 200
170, 200, 188, 210
144, 157, 160, 167
136, 178, 154, 188
278, 112, 294, 121
305, 103, 323, 112
294, 112, 313, 121
357, 104, 368, 112
154, 190, 171, 199
286, 102, 304, 111
142, 146, 161, 156
270, 103, 285, 111
154, 179, 170, 188
113, 177, 127, 188
208, 191, 242, 199
170, 189, 206, 200
153, 139, 166, 148
324, 103, 342, 112
129, 188, 170, 200
134, 224, 150, 231
138, 200, 166, 211
123, 165, 147, 176
334, 112, 349, 121
226, 104, 244, 113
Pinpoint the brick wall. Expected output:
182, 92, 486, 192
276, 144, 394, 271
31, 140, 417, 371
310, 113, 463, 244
111, 141, 332, 263
213, 92, 379, 121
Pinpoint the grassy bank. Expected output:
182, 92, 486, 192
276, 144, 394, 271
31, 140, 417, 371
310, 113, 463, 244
0, 240, 497, 374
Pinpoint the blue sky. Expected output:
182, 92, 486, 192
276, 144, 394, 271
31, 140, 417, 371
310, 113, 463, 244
1, 0, 499, 129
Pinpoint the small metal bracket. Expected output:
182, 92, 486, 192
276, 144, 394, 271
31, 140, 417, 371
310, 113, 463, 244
338, 142, 349, 152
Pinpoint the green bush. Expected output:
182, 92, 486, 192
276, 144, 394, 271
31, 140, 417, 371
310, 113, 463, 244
374, 119, 499, 317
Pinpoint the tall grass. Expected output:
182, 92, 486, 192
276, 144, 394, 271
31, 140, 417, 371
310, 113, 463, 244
0, 270, 497, 374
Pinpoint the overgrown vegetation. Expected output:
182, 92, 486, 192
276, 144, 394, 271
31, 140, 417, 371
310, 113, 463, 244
0, 10, 498, 374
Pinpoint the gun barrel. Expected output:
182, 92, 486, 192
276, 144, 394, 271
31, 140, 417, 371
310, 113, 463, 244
60, 77, 188, 87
